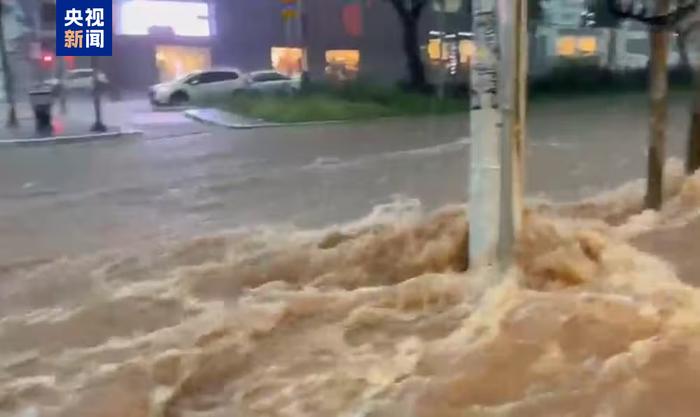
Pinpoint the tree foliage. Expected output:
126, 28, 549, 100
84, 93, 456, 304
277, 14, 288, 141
589, 0, 622, 27
528, 0, 544, 25
385, 0, 429, 20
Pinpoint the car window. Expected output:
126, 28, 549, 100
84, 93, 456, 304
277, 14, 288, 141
252, 72, 290, 82
68, 71, 91, 80
197, 71, 239, 84
185, 74, 203, 85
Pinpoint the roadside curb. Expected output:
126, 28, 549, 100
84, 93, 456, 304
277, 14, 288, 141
0, 129, 144, 146
184, 108, 345, 129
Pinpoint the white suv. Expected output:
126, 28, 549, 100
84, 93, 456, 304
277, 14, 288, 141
244, 70, 301, 94
149, 69, 246, 106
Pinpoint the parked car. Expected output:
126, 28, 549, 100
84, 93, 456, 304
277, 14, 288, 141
243, 70, 301, 94
46, 68, 110, 95
149, 68, 246, 106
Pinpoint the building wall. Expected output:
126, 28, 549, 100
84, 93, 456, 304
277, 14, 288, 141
106, 0, 216, 91
212, 0, 470, 84
543, 0, 586, 28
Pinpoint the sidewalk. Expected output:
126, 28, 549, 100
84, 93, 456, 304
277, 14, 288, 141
184, 108, 287, 129
184, 108, 344, 129
0, 104, 142, 145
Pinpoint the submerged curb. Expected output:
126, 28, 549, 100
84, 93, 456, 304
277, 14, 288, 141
0, 129, 143, 146
184, 108, 345, 129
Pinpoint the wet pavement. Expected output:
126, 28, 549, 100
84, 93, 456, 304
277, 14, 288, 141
0, 92, 693, 263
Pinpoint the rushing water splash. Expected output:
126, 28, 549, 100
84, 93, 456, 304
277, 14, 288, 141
1, 167, 699, 417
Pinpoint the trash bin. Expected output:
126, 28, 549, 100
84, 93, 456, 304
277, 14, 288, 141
29, 88, 54, 134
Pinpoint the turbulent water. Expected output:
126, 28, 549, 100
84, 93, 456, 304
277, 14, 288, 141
1, 163, 700, 417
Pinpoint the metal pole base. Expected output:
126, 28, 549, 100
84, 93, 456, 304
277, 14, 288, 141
6, 106, 18, 128
91, 122, 107, 133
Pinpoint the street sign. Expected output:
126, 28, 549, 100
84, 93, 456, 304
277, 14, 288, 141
56, 0, 112, 56
281, 0, 299, 21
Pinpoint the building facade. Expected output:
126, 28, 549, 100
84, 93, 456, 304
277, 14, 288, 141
543, 0, 587, 28
213, 0, 471, 85
26, 0, 472, 92
106, 0, 216, 91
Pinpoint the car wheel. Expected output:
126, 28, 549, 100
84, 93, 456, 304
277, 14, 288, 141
169, 91, 189, 106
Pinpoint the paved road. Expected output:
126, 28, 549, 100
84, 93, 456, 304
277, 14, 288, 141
0, 93, 693, 263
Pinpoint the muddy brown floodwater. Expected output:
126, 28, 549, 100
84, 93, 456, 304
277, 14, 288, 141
1, 165, 700, 417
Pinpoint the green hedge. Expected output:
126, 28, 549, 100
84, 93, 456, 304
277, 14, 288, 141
217, 83, 466, 123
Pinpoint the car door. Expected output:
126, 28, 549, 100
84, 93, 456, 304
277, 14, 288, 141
213, 70, 244, 93
252, 72, 290, 93
189, 71, 241, 101
268, 73, 293, 91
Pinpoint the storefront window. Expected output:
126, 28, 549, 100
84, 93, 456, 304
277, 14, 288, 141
155, 45, 211, 82
271, 47, 304, 77
325, 49, 360, 81
557, 36, 598, 57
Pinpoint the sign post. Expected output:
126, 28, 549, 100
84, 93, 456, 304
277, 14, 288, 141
468, 0, 527, 269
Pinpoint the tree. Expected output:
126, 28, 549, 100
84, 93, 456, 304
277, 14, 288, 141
646, 0, 671, 209
528, 0, 545, 31
607, 0, 683, 210
588, 0, 622, 68
607, 0, 700, 174
384, 0, 430, 89
0, 0, 18, 127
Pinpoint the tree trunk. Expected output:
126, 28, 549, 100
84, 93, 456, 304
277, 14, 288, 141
400, 15, 427, 90
0, 6, 18, 127
607, 28, 617, 69
688, 75, 700, 173
646, 23, 669, 210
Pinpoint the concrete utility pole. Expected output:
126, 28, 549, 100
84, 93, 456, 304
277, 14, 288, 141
468, 0, 527, 269
645, 0, 670, 210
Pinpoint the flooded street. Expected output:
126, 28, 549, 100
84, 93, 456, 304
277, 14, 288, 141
2, 93, 700, 416
5, 0, 700, 413
0, 93, 692, 263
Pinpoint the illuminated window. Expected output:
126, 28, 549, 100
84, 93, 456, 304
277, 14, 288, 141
577, 37, 597, 55
271, 47, 304, 77
429, 38, 470, 62
557, 36, 598, 57
325, 50, 360, 81
428, 39, 442, 61
557, 36, 577, 56
155, 45, 211, 82
119, 1, 211, 37
459, 39, 475, 63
